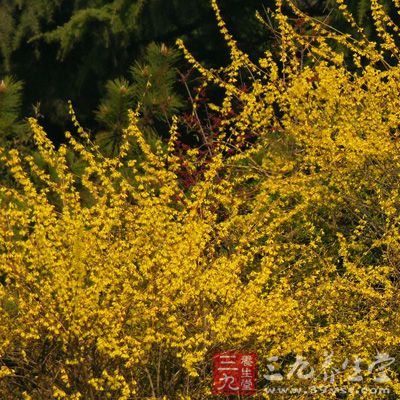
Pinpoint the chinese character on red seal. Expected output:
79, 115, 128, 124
213, 351, 257, 395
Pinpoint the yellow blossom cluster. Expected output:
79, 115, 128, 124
2, 1, 400, 399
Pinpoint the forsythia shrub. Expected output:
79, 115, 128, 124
2, 0, 400, 399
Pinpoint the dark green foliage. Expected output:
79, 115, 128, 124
0, 0, 274, 140
95, 42, 184, 157
95, 78, 135, 156
0, 76, 29, 148
0, 0, 61, 71
129, 43, 184, 125
29, 1, 148, 61
356, 0, 371, 25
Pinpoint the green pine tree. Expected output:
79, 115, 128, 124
95, 78, 135, 156
130, 42, 184, 125
95, 42, 184, 157
0, 76, 29, 148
